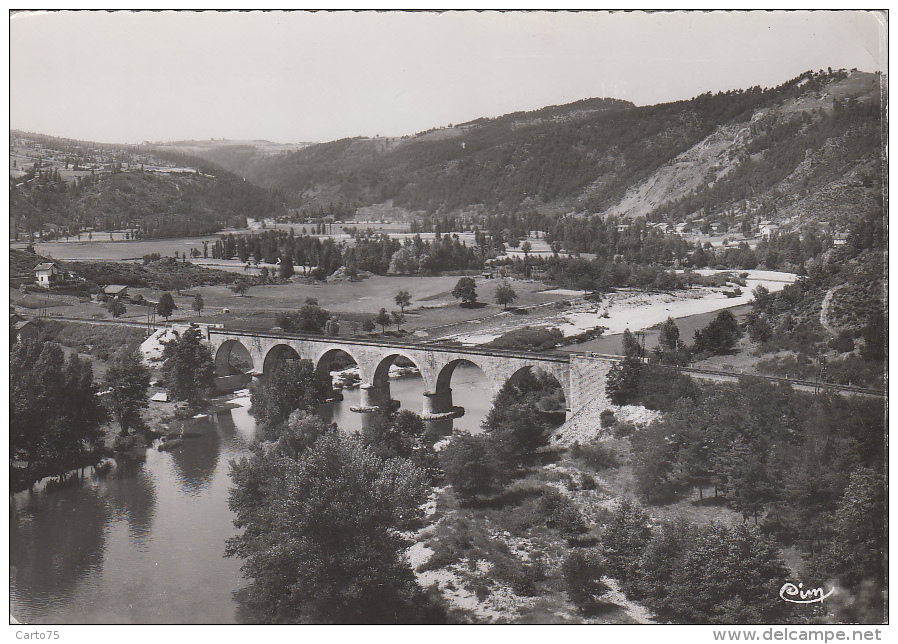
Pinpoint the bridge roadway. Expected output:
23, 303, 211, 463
205, 327, 884, 422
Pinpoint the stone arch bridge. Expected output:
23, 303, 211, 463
206, 328, 617, 420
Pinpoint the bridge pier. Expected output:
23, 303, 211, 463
351, 383, 397, 413
422, 388, 465, 420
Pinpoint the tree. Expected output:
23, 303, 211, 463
816, 468, 885, 592
363, 318, 376, 334
192, 293, 204, 317
521, 241, 532, 257
157, 292, 176, 322
226, 433, 439, 623
622, 328, 644, 358
260, 266, 270, 284
324, 316, 340, 337
860, 308, 885, 361
494, 280, 518, 310
103, 348, 151, 436
653, 317, 689, 366
602, 498, 651, 584
11, 340, 107, 477
295, 298, 330, 334
272, 409, 337, 459
362, 409, 427, 461
279, 249, 294, 278
250, 358, 328, 430
451, 277, 477, 305
658, 317, 680, 354
106, 298, 126, 318
693, 309, 742, 355
161, 324, 215, 407
439, 431, 511, 502
667, 524, 790, 624
232, 278, 250, 297
483, 369, 560, 459
375, 308, 391, 334
606, 357, 641, 406
391, 310, 404, 331
394, 289, 411, 314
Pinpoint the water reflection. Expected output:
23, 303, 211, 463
99, 457, 157, 544
8, 365, 505, 624
168, 417, 221, 495
10, 486, 108, 620
212, 410, 239, 445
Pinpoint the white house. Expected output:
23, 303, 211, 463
34, 262, 62, 288
759, 221, 780, 240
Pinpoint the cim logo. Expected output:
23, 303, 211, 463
779, 582, 835, 604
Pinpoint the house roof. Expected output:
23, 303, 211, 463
34, 262, 58, 271
104, 285, 129, 294
13, 320, 34, 331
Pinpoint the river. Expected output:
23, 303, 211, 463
8, 365, 497, 624
564, 304, 753, 356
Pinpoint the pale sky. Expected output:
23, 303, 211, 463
9, 10, 887, 144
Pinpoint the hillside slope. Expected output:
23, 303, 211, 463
225, 70, 884, 232
10, 164, 284, 240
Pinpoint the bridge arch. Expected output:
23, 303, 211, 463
315, 345, 364, 380
506, 365, 570, 416
314, 346, 364, 401
372, 351, 425, 389
435, 357, 490, 394
214, 339, 256, 376
262, 343, 302, 377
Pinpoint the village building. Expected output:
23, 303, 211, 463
12, 319, 39, 344
34, 262, 63, 288
11, 312, 39, 345
759, 221, 780, 239
833, 232, 850, 247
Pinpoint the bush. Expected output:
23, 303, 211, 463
828, 330, 856, 353
612, 422, 636, 438
539, 489, 587, 536
562, 549, 608, 611
572, 441, 619, 470
580, 472, 597, 490
486, 326, 565, 351
600, 409, 616, 428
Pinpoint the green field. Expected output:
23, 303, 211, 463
30, 274, 578, 335
16, 237, 224, 261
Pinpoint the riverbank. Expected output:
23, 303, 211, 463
443, 270, 795, 347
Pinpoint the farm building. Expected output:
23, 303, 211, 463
104, 285, 130, 298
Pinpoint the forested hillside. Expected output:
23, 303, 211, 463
221, 70, 883, 233
9, 134, 286, 240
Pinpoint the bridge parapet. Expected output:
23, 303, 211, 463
206, 329, 621, 418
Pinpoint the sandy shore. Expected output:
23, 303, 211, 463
450, 270, 795, 345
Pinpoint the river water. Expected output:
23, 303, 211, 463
10, 299, 748, 624
9, 365, 495, 624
